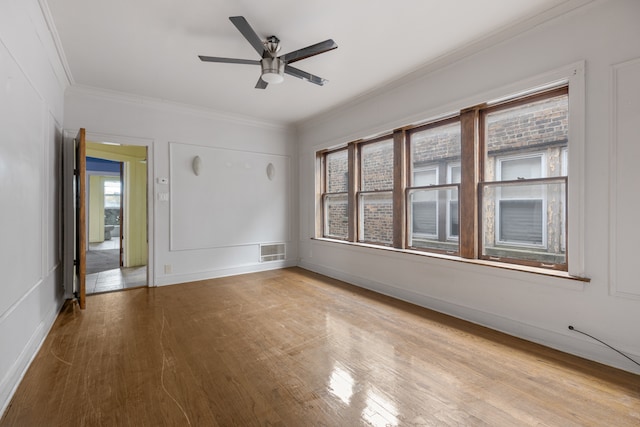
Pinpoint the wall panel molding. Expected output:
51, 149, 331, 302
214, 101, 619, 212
609, 57, 640, 299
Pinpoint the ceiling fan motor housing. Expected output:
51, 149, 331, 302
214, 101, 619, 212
261, 57, 285, 83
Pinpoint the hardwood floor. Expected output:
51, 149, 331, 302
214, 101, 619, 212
2, 267, 638, 426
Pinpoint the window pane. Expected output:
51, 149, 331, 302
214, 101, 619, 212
323, 194, 348, 239
410, 122, 461, 184
104, 179, 121, 209
408, 187, 459, 253
485, 93, 568, 181
498, 155, 544, 199
499, 199, 543, 244
500, 156, 542, 180
326, 149, 348, 193
359, 192, 393, 244
448, 164, 461, 184
481, 179, 566, 265
412, 201, 437, 236
414, 167, 438, 186
449, 200, 459, 238
361, 139, 394, 192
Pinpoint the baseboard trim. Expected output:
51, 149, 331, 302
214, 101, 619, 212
155, 259, 297, 287
0, 290, 65, 418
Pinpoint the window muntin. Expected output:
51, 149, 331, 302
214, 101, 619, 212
358, 138, 394, 245
322, 148, 349, 240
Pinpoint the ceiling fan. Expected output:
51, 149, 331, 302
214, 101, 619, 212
199, 16, 337, 89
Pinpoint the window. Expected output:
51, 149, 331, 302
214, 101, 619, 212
480, 89, 568, 266
359, 137, 394, 245
318, 81, 573, 272
104, 180, 121, 209
104, 178, 121, 232
322, 148, 349, 240
407, 120, 460, 253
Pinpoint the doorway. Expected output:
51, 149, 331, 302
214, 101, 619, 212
85, 142, 148, 294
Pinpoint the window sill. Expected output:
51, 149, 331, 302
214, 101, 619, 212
310, 237, 590, 286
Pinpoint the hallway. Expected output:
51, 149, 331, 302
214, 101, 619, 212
86, 241, 146, 293
86, 266, 147, 294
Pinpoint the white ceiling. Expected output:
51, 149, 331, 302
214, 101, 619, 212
46, 0, 581, 125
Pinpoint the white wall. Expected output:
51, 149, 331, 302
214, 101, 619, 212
0, 0, 68, 415
297, 0, 640, 374
63, 86, 298, 287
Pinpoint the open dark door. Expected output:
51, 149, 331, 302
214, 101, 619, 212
75, 128, 87, 309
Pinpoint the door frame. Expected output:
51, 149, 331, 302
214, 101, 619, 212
63, 130, 155, 299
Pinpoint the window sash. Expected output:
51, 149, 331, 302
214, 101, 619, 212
358, 191, 394, 245
479, 177, 567, 269
322, 193, 349, 240
360, 138, 394, 192
406, 184, 459, 254
325, 149, 349, 193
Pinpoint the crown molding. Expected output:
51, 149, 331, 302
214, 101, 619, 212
66, 84, 293, 132
38, 0, 73, 86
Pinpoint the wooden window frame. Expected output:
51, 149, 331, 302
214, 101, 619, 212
316, 83, 571, 273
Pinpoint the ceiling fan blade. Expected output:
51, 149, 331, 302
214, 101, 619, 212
280, 39, 337, 64
284, 65, 327, 86
255, 77, 268, 89
229, 16, 265, 57
198, 56, 260, 65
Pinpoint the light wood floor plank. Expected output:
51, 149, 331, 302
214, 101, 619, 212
1, 267, 638, 426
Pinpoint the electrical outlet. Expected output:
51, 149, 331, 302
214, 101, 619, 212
164, 264, 172, 274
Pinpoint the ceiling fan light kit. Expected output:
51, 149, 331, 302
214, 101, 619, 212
261, 57, 285, 84
199, 16, 337, 89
